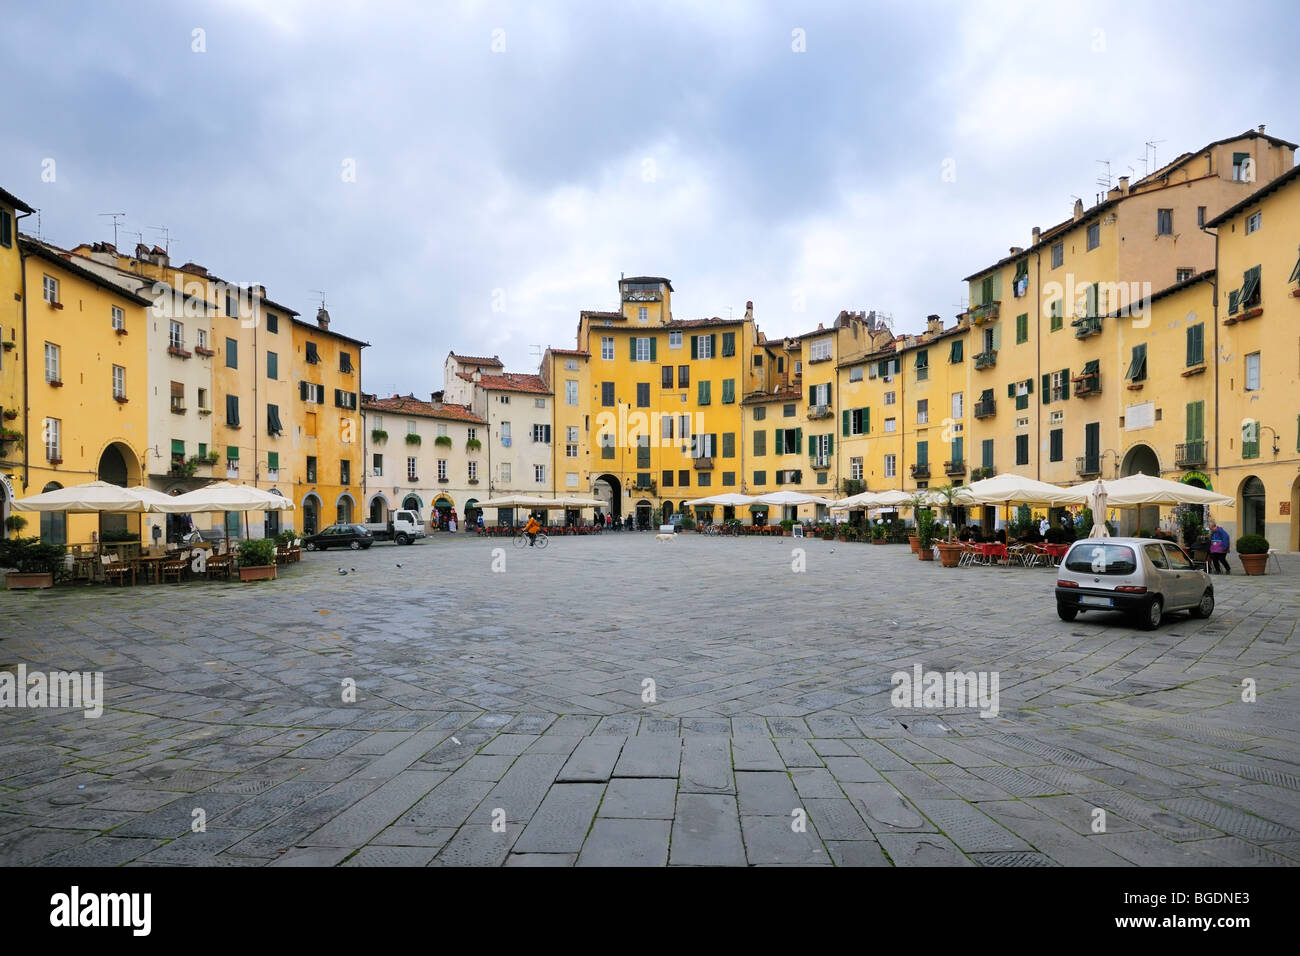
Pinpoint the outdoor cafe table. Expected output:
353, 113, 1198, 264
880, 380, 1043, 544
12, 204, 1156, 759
135, 554, 170, 584
977, 542, 1008, 565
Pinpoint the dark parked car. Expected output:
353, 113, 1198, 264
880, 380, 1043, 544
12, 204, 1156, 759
304, 523, 373, 551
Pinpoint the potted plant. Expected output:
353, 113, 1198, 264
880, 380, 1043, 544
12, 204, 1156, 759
0, 426, 22, 447
434, 435, 453, 448
466, 437, 482, 452
929, 483, 964, 567
679, 513, 696, 532
2, 537, 66, 589
371, 428, 389, 443
405, 433, 422, 446
1236, 535, 1270, 575
238, 538, 279, 582
780, 519, 794, 536
870, 521, 887, 544
1, 407, 17, 419
916, 510, 936, 560
5, 514, 28, 538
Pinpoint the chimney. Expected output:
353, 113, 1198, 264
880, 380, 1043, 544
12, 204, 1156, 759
1118, 175, 1129, 196
1031, 226, 1041, 245
926, 314, 943, 335
316, 306, 330, 330
1258, 124, 1266, 134
1072, 198, 1084, 221
1009, 246, 1023, 256
744, 300, 753, 321
472, 368, 482, 384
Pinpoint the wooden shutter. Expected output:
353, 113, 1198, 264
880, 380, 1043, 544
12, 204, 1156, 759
1041, 374, 1050, 403
827, 434, 833, 456
710, 334, 717, 357
630, 337, 637, 361
794, 427, 802, 454
864, 408, 870, 433
1061, 370, 1070, 400
690, 335, 698, 359
649, 337, 657, 361
842, 410, 850, 436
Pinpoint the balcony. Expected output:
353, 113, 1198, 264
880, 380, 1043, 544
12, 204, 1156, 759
970, 465, 995, 481
694, 457, 714, 470
965, 302, 1000, 325
811, 456, 830, 469
973, 350, 998, 371
1075, 457, 1101, 478
167, 345, 191, 359
807, 404, 833, 420
1072, 373, 1101, 397
944, 460, 967, 477
1175, 441, 1207, 468
910, 463, 931, 480
973, 398, 996, 419
1072, 316, 1103, 339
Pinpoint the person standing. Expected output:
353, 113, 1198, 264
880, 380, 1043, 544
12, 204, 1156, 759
1208, 520, 1231, 574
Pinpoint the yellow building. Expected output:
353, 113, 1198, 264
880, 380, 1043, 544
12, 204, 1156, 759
17, 238, 152, 545
1206, 162, 1300, 548
290, 307, 367, 535
0, 187, 35, 528
540, 347, 591, 504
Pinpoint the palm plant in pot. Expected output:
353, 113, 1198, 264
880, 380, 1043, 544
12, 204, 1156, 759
870, 520, 887, 544
916, 509, 936, 560
237, 537, 278, 582
932, 483, 965, 567
905, 492, 927, 552
1236, 535, 1270, 575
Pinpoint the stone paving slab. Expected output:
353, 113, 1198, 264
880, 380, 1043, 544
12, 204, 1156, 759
1, 536, 1297, 866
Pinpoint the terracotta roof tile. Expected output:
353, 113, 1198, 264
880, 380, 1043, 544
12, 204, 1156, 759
457, 371, 551, 395
449, 352, 503, 367
362, 394, 486, 424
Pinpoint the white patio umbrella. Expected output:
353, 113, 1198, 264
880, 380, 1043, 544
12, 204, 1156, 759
957, 472, 1076, 536
12, 480, 175, 513
1074, 473, 1234, 507
753, 491, 834, 506
1088, 479, 1110, 538
475, 494, 563, 510
151, 482, 294, 546
683, 493, 756, 506
829, 490, 880, 510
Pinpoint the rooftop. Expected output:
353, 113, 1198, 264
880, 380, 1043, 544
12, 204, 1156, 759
448, 352, 504, 368
362, 394, 486, 424
457, 371, 551, 395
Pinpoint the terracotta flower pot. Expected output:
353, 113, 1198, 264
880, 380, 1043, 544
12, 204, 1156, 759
936, 542, 962, 568
909, 535, 920, 553
917, 547, 934, 561
1238, 553, 1268, 576
6, 571, 54, 590
239, 564, 277, 582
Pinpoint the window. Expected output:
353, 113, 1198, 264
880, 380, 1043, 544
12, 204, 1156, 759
753, 430, 766, 456
0, 209, 10, 248
196, 387, 208, 411
696, 472, 711, 487
849, 457, 863, 481
914, 349, 929, 381
1232, 152, 1251, 181
849, 366, 863, 382
845, 407, 869, 435
306, 455, 317, 482
601, 336, 614, 360
267, 351, 278, 379
1126, 344, 1147, 383
305, 342, 320, 364
981, 437, 994, 469
1197, 206, 1206, 227
1242, 420, 1260, 459
884, 454, 896, 478
467, 427, 476, 442
722, 332, 736, 357
1087, 222, 1100, 251
333, 389, 358, 410
916, 399, 928, 425
534, 464, 546, 484
408, 457, 418, 480
722, 432, 735, 458
169, 320, 185, 349
697, 380, 711, 405
679, 469, 689, 487
437, 423, 448, 439
225, 337, 237, 368
45, 417, 60, 460
531, 424, 551, 443
436, 459, 447, 481
265, 313, 278, 334
634, 337, 652, 362
1157, 209, 1173, 235
753, 470, 766, 486
500, 463, 511, 483
340, 460, 351, 485
601, 382, 615, 407
884, 391, 896, 406
1246, 211, 1262, 234
196, 329, 208, 350
267, 403, 284, 436
669, 331, 682, 349
1049, 429, 1063, 462
1051, 243, 1063, 269
809, 338, 831, 362
600, 433, 615, 459
469, 460, 479, 481
661, 366, 673, 389
884, 417, 896, 433
1015, 312, 1028, 344
638, 306, 648, 323
43, 275, 59, 303
951, 392, 963, 419
564, 358, 578, 371
567, 425, 579, 443
45, 342, 60, 382
534, 397, 546, 409
1049, 410, 1063, 425
775, 428, 801, 455
1015, 434, 1029, 466
1049, 298, 1063, 332
225, 394, 240, 427
170, 381, 185, 413
225, 292, 238, 318
1049, 369, 1069, 402
784, 404, 796, 417
1245, 352, 1260, 391
111, 306, 125, 331
566, 441, 578, 458
1176, 267, 1193, 283
501, 421, 511, 446
722, 379, 736, 404
373, 454, 383, 477
636, 383, 650, 407
694, 334, 714, 359
694, 433, 716, 458
661, 416, 674, 440
753, 406, 766, 421
678, 365, 689, 388
338, 351, 353, 374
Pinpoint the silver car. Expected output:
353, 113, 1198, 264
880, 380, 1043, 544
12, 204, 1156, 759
1054, 537, 1214, 630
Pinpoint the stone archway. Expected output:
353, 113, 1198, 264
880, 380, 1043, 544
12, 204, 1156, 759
1290, 476, 1300, 552
1238, 475, 1266, 539
1121, 443, 1161, 535
39, 481, 66, 545
302, 494, 322, 536
336, 493, 356, 526
593, 473, 622, 521
401, 494, 423, 516
368, 494, 390, 525
97, 441, 142, 538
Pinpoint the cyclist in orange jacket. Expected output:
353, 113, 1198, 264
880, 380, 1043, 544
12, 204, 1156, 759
524, 513, 542, 546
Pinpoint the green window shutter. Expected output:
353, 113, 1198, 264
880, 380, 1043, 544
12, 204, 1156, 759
992, 324, 1001, 350
916, 441, 928, 466
982, 438, 993, 468
690, 335, 698, 359
1016, 313, 1027, 343
710, 334, 717, 357
1041, 373, 1050, 404
1233, 151, 1249, 167
826, 434, 833, 456
1016, 392, 1027, 411
1007, 382, 1016, 398
171, 439, 185, 456
722, 379, 734, 403
794, 427, 802, 454
1228, 289, 1240, 314
1186, 401, 1204, 442
864, 408, 870, 434
1289, 246, 1300, 284
268, 451, 279, 470
198, 443, 207, 458
226, 445, 239, 460
1061, 369, 1070, 400
842, 409, 850, 436
952, 436, 962, 462
649, 337, 657, 361
629, 337, 637, 361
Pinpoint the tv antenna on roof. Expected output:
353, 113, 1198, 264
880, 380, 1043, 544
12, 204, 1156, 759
309, 289, 327, 308
1145, 139, 1166, 174
1095, 160, 1111, 190
147, 225, 175, 256
97, 212, 126, 247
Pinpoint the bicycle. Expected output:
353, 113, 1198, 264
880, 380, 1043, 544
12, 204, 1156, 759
513, 531, 549, 549
704, 523, 722, 536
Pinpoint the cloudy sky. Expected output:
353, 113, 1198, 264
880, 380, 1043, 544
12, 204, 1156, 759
2, 0, 1296, 395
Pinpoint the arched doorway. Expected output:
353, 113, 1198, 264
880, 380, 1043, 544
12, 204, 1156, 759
402, 494, 423, 517
1121, 444, 1161, 535
635, 498, 652, 530
302, 494, 321, 536
434, 495, 453, 530
1290, 476, 1300, 552
593, 473, 622, 521
464, 498, 481, 529
97, 442, 139, 538
39, 481, 66, 545
368, 494, 389, 525
661, 500, 675, 523
1238, 476, 1266, 539
265, 488, 284, 537
336, 494, 355, 525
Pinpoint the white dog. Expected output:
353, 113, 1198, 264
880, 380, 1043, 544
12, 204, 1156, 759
655, 532, 675, 542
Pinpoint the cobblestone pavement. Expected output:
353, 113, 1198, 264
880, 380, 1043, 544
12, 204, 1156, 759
1, 534, 1297, 866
